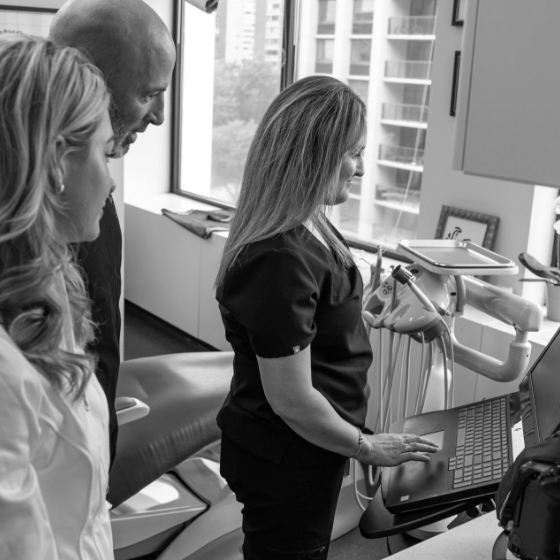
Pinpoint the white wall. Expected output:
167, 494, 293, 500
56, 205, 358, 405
123, 0, 175, 196
125, 194, 230, 351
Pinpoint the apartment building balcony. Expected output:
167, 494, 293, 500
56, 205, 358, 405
381, 103, 428, 129
378, 144, 424, 171
349, 62, 370, 76
384, 60, 432, 85
315, 62, 333, 74
317, 22, 335, 34
374, 184, 420, 214
352, 15, 373, 35
349, 39, 371, 76
387, 16, 436, 39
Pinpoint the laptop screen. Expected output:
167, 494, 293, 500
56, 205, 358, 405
530, 327, 560, 439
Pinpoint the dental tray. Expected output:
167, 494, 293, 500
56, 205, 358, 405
397, 240, 519, 275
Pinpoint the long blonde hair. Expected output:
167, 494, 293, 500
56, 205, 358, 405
215, 75, 366, 288
0, 35, 110, 399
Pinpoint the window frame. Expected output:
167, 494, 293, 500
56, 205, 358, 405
171, 0, 298, 211
0, 4, 57, 15
0, 4, 58, 35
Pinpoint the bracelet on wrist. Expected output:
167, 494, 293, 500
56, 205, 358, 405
351, 426, 364, 458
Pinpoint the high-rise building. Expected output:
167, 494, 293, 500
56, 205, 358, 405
186, 0, 437, 249
297, 0, 437, 247
215, 0, 284, 66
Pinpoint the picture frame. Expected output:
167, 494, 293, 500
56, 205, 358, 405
0, 5, 57, 38
452, 0, 466, 26
434, 205, 500, 249
450, 50, 461, 117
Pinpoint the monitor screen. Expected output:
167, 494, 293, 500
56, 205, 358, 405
530, 327, 560, 439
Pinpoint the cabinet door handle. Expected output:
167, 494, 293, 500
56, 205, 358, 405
452, 0, 465, 26
450, 50, 461, 117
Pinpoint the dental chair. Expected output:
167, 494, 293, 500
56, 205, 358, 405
108, 351, 241, 560
108, 348, 371, 560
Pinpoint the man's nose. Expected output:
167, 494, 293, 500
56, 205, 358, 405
145, 95, 165, 126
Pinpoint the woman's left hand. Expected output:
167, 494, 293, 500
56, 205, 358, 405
359, 432, 439, 466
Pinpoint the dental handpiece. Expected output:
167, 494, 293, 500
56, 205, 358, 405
391, 265, 440, 316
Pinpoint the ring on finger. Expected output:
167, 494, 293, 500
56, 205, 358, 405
404, 443, 412, 452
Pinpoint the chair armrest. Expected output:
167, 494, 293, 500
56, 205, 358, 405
115, 397, 150, 426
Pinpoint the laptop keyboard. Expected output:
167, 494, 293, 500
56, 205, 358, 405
448, 397, 509, 488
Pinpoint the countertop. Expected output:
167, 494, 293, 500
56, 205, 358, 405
388, 512, 503, 559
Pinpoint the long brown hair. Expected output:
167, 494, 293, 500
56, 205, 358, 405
0, 35, 110, 399
216, 75, 366, 288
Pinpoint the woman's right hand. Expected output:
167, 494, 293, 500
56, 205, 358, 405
358, 432, 439, 466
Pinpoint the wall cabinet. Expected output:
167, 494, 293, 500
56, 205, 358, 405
453, 0, 560, 188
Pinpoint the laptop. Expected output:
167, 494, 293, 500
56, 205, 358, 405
383, 326, 560, 514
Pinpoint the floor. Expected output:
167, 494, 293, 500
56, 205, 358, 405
123, 301, 390, 559
124, 300, 215, 360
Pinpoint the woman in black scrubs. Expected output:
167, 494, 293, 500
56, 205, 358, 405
215, 75, 438, 560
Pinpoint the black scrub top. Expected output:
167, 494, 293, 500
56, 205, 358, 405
216, 223, 373, 465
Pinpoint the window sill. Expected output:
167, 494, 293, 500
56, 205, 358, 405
125, 192, 560, 337
125, 192, 227, 218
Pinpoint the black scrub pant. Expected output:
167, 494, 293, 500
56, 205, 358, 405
221, 434, 347, 560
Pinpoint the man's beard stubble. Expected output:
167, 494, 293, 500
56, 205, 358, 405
108, 100, 132, 158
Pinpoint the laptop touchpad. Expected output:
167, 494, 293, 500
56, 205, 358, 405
419, 430, 444, 450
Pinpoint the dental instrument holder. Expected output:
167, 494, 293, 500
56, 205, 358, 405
369, 240, 543, 385
360, 240, 543, 541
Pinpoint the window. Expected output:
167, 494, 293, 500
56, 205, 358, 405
174, 0, 555, 270
176, 1, 285, 206
176, 0, 435, 248
347, 79, 369, 104
353, 0, 374, 34
349, 39, 371, 76
317, 0, 336, 34
170, 0, 555, 295
296, 0, 435, 248
315, 38, 334, 74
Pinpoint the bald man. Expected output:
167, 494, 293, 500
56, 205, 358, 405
50, 0, 176, 467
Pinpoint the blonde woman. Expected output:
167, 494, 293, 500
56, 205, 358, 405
215, 75, 438, 560
0, 35, 115, 559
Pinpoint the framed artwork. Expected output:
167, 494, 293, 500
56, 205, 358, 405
435, 205, 500, 249
452, 0, 467, 26
0, 5, 57, 38
450, 50, 461, 117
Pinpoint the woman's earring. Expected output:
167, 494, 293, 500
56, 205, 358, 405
58, 183, 65, 194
